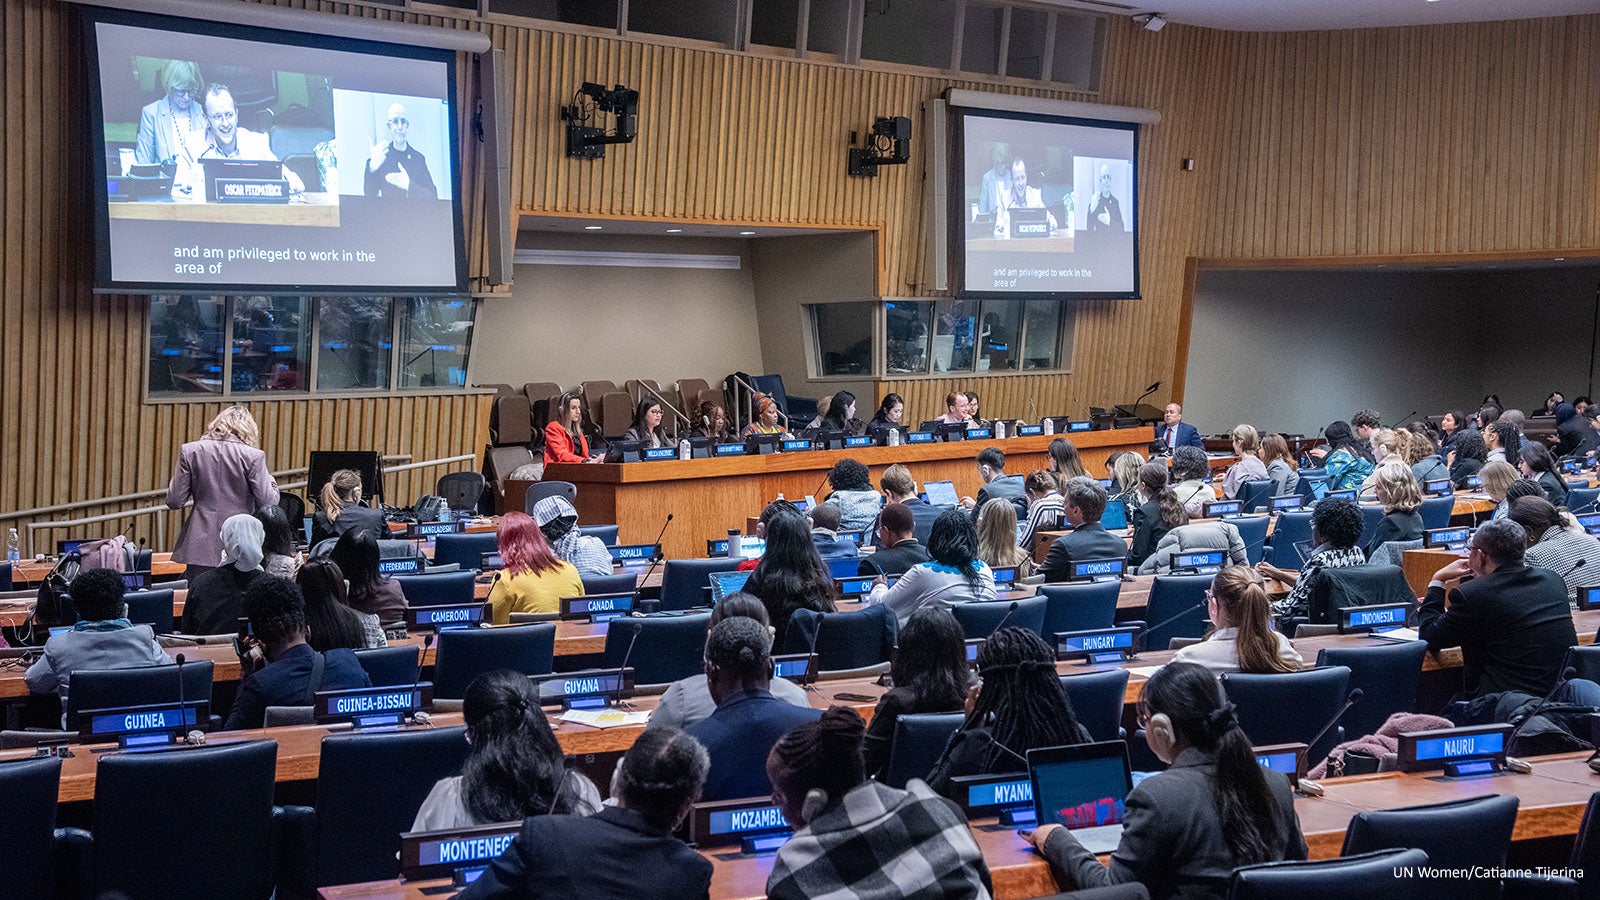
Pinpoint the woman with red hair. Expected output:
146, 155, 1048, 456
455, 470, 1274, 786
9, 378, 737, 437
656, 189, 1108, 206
486, 511, 585, 623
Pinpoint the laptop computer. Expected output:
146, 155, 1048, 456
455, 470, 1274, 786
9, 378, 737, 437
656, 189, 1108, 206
924, 480, 959, 507
708, 570, 752, 604
1028, 741, 1133, 854
1101, 498, 1128, 531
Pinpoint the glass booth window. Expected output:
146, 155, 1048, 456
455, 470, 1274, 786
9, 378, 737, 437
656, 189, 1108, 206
976, 298, 1022, 372
149, 295, 226, 394
399, 297, 475, 388
931, 298, 977, 373
316, 297, 393, 390
1022, 298, 1064, 369
885, 300, 933, 374
810, 302, 874, 376
230, 296, 309, 393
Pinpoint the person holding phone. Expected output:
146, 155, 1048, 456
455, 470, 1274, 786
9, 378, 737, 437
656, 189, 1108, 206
226, 575, 370, 730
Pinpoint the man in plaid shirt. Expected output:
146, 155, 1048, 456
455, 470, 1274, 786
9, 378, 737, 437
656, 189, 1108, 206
531, 495, 613, 578
766, 708, 992, 900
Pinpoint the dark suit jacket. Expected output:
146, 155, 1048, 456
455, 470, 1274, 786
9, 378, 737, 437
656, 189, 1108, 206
1537, 471, 1570, 508
1557, 416, 1599, 459
1040, 747, 1306, 900
457, 806, 713, 900
1417, 561, 1577, 698
1153, 422, 1204, 454
687, 689, 822, 801
310, 501, 388, 548
1041, 522, 1130, 583
180, 566, 262, 636
811, 530, 859, 560
861, 539, 931, 576
1449, 456, 1484, 489
901, 497, 945, 545
1360, 509, 1424, 558
1127, 497, 1171, 567
972, 473, 1028, 519
224, 644, 370, 730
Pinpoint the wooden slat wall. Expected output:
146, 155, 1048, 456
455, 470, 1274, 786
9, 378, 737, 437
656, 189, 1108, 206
6, 0, 1599, 544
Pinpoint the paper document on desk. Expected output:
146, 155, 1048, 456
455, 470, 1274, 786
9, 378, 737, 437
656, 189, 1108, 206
558, 709, 652, 729
1370, 627, 1422, 642
1124, 665, 1165, 679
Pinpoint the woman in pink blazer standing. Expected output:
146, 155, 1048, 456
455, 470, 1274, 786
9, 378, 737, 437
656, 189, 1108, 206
166, 406, 279, 577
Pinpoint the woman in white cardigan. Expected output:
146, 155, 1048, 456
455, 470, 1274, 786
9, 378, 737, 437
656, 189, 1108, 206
1172, 565, 1302, 675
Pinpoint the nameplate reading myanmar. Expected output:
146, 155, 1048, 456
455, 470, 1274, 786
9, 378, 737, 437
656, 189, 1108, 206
214, 178, 288, 203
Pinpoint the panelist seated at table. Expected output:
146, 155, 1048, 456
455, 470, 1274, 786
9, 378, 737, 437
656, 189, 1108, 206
859, 502, 931, 578
865, 509, 996, 623
647, 595, 813, 734
765, 707, 993, 900
25, 568, 170, 725
692, 401, 737, 443
545, 392, 602, 465
936, 391, 973, 427
1418, 519, 1581, 705
456, 727, 714, 900
743, 392, 790, 438
225, 575, 371, 730
1152, 403, 1203, 454
412, 671, 602, 832
1023, 662, 1307, 897
1171, 567, 1301, 676
605, 398, 671, 462
1040, 478, 1128, 584
486, 512, 584, 623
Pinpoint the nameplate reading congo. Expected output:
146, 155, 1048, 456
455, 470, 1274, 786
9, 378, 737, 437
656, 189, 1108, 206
1174, 550, 1225, 574
314, 684, 432, 727
400, 823, 522, 881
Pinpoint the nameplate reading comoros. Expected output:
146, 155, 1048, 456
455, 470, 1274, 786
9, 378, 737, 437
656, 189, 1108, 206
1397, 724, 1510, 773
1072, 559, 1124, 580
400, 823, 522, 880
315, 684, 431, 723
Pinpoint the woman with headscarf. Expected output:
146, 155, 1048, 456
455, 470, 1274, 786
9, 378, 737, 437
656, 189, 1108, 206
179, 513, 265, 635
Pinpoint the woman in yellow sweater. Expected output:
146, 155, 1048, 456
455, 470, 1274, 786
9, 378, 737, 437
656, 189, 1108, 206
487, 511, 584, 624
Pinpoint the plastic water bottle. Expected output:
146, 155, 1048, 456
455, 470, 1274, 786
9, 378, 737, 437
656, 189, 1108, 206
439, 505, 453, 524
6, 528, 18, 564
1043, 417, 1055, 435
888, 427, 901, 447
678, 438, 691, 461
995, 420, 1007, 439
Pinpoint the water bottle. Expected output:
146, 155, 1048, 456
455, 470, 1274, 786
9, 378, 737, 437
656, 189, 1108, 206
1043, 417, 1055, 435
776, 492, 785, 501
678, 438, 691, 461
6, 528, 18, 564
439, 505, 453, 524
995, 420, 1007, 439
888, 427, 901, 447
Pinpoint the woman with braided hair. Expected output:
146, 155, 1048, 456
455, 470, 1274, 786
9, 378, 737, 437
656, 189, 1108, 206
411, 670, 601, 831
927, 627, 1091, 799
765, 707, 994, 900
1025, 662, 1305, 899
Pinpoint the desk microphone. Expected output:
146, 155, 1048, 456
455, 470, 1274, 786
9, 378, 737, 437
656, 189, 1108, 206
407, 633, 436, 726
1132, 602, 1207, 656
1303, 688, 1363, 761
1561, 559, 1587, 580
811, 471, 833, 505
611, 622, 642, 708
174, 652, 202, 745
989, 601, 1021, 639
636, 514, 674, 589
801, 612, 825, 692
1389, 410, 1418, 429
1509, 665, 1577, 765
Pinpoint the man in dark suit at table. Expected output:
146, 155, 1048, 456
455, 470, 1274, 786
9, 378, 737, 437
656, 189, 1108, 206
860, 502, 931, 577
961, 447, 1027, 519
1041, 478, 1130, 583
879, 464, 943, 545
1418, 519, 1579, 704
808, 503, 859, 560
458, 727, 714, 900
225, 575, 370, 730
1153, 403, 1204, 456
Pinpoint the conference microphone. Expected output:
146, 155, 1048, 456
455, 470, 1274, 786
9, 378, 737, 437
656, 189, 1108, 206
1302, 688, 1364, 762
1508, 665, 1578, 767
1561, 559, 1587, 580
635, 513, 674, 591
989, 601, 1021, 638
407, 633, 436, 726
174, 652, 201, 745
610, 622, 642, 709
1132, 601, 1207, 656
811, 470, 833, 504
801, 612, 825, 692
1389, 410, 1418, 429
1301, 426, 1326, 468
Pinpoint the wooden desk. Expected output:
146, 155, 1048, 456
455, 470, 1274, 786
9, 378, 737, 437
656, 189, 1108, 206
545, 430, 1154, 560
10, 552, 185, 586
107, 191, 339, 226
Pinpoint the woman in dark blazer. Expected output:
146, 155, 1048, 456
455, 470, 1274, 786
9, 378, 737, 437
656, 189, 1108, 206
1448, 432, 1488, 489
1362, 466, 1426, 558
1127, 463, 1186, 568
166, 406, 279, 576
1025, 662, 1306, 900
311, 468, 386, 548
1521, 443, 1569, 508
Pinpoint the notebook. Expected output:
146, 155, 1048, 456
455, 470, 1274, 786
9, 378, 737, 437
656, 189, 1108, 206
1028, 741, 1133, 855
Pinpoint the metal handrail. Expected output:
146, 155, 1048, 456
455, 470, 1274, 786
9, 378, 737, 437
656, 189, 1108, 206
17, 453, 471, 557
729, 373, 790, 433
635, 381, 693, 438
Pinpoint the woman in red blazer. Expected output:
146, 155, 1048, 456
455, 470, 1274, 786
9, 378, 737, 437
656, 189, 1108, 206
545, 392, 600, 465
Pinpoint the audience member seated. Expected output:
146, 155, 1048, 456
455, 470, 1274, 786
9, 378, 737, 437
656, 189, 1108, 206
1361, 465, 1426, 558
866, 508, 996, 622
745, 508, 839, 638
545, 391, 600, 465
821, 458, 882, 533
1154, 402, 1203, 454
1048, 437, 1089, 489
928, 628, 1092, 799
1262, 499, 1366, 620
1137, 516, 1248, 575
867, 393, 904, 431
860, 502, 931, 577
1509, 497, 1600, 604
817, 390, 865, 436
412, 670, 601, 832
766, 707, 993, 900
1170, 446, 1218, 516
1480, 459, 1521, 519
1260, 433, 1301, 499
329, 528, 409, 625
1520, 443, 1569, 508
225, 575, 371, 730
532, 495, 613, 578
736, 498, 802, 572
961, 447, 1026, 518
310, 468, 386, 548
692, 401, 735, 442
1358, 428, 1409, 498
1557, 402, 1600, 459
807, 502, 859, 560
457, 727, 713, 900
744, 392, 788, 437
1349, 409, 1382, 460
687, 618, 822, 802
1019, 470, 1065, 552
255, 503, 301, 579
1220, 424, 1268, 500
1485, 420, 1521, 467
296, 557, 386, 651
1437, 409, 1471, 455
1418, 519, 1577, 703
486, 511, 584, 624
1405, 428, 1449, 485
1319, 421, 1375, 493
1478, 404, 1502, 430
976, 498, 1033, 578
1128, 463, 1184, 568
880, 463, 942, 545
26, 568, 169, 724
1041, 477, 1129, 583
647, 594, 812, 733
1172, 566, 1301, 675
1025, 662, 1306, 895
936, 391, 970, 427
1107, 451, 1146, 507
1449, 432, 1489, 490
180, 513, 265, 635
861, 607, 970, 779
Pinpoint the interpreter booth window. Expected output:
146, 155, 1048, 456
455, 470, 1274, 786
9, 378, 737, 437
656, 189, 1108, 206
810, 302, 875, 376
148, 295, 227, 394
316, 297, 393, 391
886, 300, 933, 375
231, 296, 310, 393
881, 297, 1072, 378
931, 298, 979, 373
398, 297, 475, 389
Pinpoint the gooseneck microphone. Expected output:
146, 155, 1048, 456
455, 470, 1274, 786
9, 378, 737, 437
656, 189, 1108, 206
636, 513, 675, 590
1303, 688, 1364, 759
407, 633, 436, 726
1132, 602, 1208, 656
611, 622, 642, 708
801, 612, 826, 691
